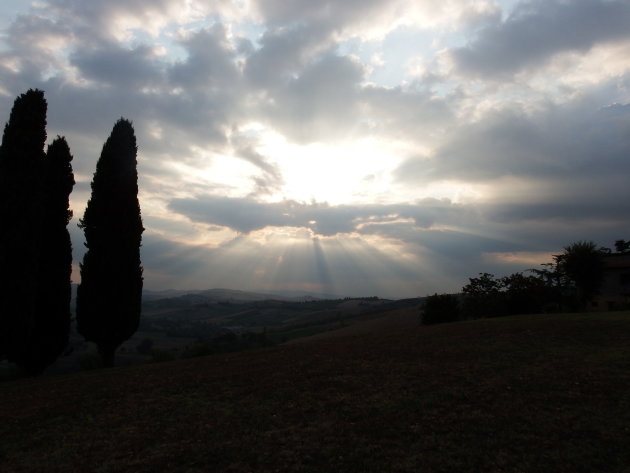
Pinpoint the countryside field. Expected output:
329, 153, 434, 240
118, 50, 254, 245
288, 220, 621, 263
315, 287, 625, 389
1, 310, 630, 473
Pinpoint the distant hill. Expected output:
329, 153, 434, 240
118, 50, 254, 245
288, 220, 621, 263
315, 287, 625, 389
139, 292, 421, 336
73, 286, 337, 308
142, 287, 338, 302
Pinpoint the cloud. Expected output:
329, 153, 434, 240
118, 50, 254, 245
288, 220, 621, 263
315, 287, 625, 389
393, 93, 630, 255
360, 84, 453, 141
450, 0, 630, 78
70, 43, 163, 88
168, 194, 475, 236
169, 23, 241, 90
260, 53, 365, 142
230, 134, 284, 195
252, 0, 503, 39
1, 0, 629, 297
40, 0, 217, 41
396, 96, 630, 183
243, 21, 336, 89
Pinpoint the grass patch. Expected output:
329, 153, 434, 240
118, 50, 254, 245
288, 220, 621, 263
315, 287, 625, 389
1, 311, 629, 472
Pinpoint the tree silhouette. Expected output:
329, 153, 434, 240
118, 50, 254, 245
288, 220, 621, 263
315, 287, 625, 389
23, 137, 75, 374
462, 272, 505, 318
614, 239, 630, 253
0, 91, 76, 374
0, 90, 47, 368
555, 240, 605, 310
76, 119, 144, 367
422, 293, 460, 325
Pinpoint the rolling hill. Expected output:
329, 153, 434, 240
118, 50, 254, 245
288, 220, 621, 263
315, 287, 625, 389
1, 310, 629, 472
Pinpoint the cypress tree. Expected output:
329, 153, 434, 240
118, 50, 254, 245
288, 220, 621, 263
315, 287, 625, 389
0, 91, 75, 375
76, 119, 143, 367
0, 90, 47, 366
21, 137, 75, 374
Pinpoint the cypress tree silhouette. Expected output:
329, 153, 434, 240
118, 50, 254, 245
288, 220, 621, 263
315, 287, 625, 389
0, 90, 48, 367
21, 137, 75, 374
0, 91, 75, 375
77, 119, 144, 367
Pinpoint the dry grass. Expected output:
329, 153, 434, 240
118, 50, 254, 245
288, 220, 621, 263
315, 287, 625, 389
2, 310, 630, 472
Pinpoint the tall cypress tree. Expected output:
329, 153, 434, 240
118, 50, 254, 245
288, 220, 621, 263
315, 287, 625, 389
0, 90, 47, 366
0, 91, 75, 375
21, 137, 75, 374
76, 119, 143, 367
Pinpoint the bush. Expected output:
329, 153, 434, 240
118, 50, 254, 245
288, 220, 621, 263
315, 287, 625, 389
136, 338, 154, 355
78, 352, 103, 370
422, 293, 460, 325
151, 349, 176, 363
182, 343, 216, 359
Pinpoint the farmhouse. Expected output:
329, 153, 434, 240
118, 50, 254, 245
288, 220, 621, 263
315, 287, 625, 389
590, 253, 630, 311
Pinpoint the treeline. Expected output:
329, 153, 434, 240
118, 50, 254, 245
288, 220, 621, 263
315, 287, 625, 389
422, 240, 624, 325
0, 89, 143, 375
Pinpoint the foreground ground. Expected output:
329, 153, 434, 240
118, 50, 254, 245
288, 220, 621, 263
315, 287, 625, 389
1, 310, 629, 472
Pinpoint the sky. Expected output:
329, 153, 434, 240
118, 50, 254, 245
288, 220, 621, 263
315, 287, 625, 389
0, 0, 629, 299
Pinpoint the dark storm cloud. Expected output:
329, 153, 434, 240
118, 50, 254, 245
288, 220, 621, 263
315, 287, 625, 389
451, 0, 630, 78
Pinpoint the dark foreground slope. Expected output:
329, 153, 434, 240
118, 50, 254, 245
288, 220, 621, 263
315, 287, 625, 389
2, 311, 630, 473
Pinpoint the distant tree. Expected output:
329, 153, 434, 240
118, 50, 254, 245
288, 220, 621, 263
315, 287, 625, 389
614, 240, 630, 253
554, 241, 605, 310
76, 118, 144, 367
422, 293, 460, 325
528, 262, 566, 311
462, 272, 505, 318
501, 272, 550, 315
0, 90, 47, 369
0, 91, 75, 375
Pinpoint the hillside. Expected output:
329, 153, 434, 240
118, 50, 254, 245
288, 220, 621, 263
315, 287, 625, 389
23, 295, 421, 377
2, 311, 630, 472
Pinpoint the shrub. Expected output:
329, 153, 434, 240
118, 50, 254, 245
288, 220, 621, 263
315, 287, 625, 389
136, 338, 154, 355
422, 293, 460, 325
182, 343, 216, 359
78, 352, 103, 370
151, 349, 176, 363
